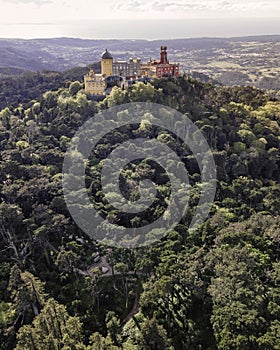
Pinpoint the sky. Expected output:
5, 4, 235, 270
0, 0, 279, 38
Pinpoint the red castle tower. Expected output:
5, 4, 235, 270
160, 46, 169, 64
156, 46, 179, 78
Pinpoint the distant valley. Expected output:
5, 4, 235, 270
0, 35, 279, 89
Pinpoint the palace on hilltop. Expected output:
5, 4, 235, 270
84, 46, 179, 96
146, 46, 179, 78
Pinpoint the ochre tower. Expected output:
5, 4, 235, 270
101, 49, 113, 76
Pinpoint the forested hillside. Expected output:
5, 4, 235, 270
0, 63, 100, 110
0, 75, 279, 349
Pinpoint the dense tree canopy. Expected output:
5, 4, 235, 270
0, 73, 279, 349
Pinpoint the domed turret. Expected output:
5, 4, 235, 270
101, 49, 113, 60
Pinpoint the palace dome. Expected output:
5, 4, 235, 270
101, 49, 113, 59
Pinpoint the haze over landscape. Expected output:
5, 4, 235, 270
0, 0, 279, 39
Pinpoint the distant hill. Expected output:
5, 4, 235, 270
0, 35, 279, 71
0, 46, 49, 72
0, 35, 279, 89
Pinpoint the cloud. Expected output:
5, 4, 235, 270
149, 0, 262, 12
114, 0, 276, 13
3, 0, 52, 4
151, 1, 205, 11
114, 0, 203, 12
113, 0, 146, 11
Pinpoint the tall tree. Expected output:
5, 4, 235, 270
15, 298, 85, 350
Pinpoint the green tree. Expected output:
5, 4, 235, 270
208, 245, 267, 350
136, 317, 172, 350
69, 81, 83, 96
15, 298, 85, 350
8, 267, 46, 320
105, 311, 121, 346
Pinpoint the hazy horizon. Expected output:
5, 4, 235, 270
0, 0, 280, 39
0, 18, 279, 40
